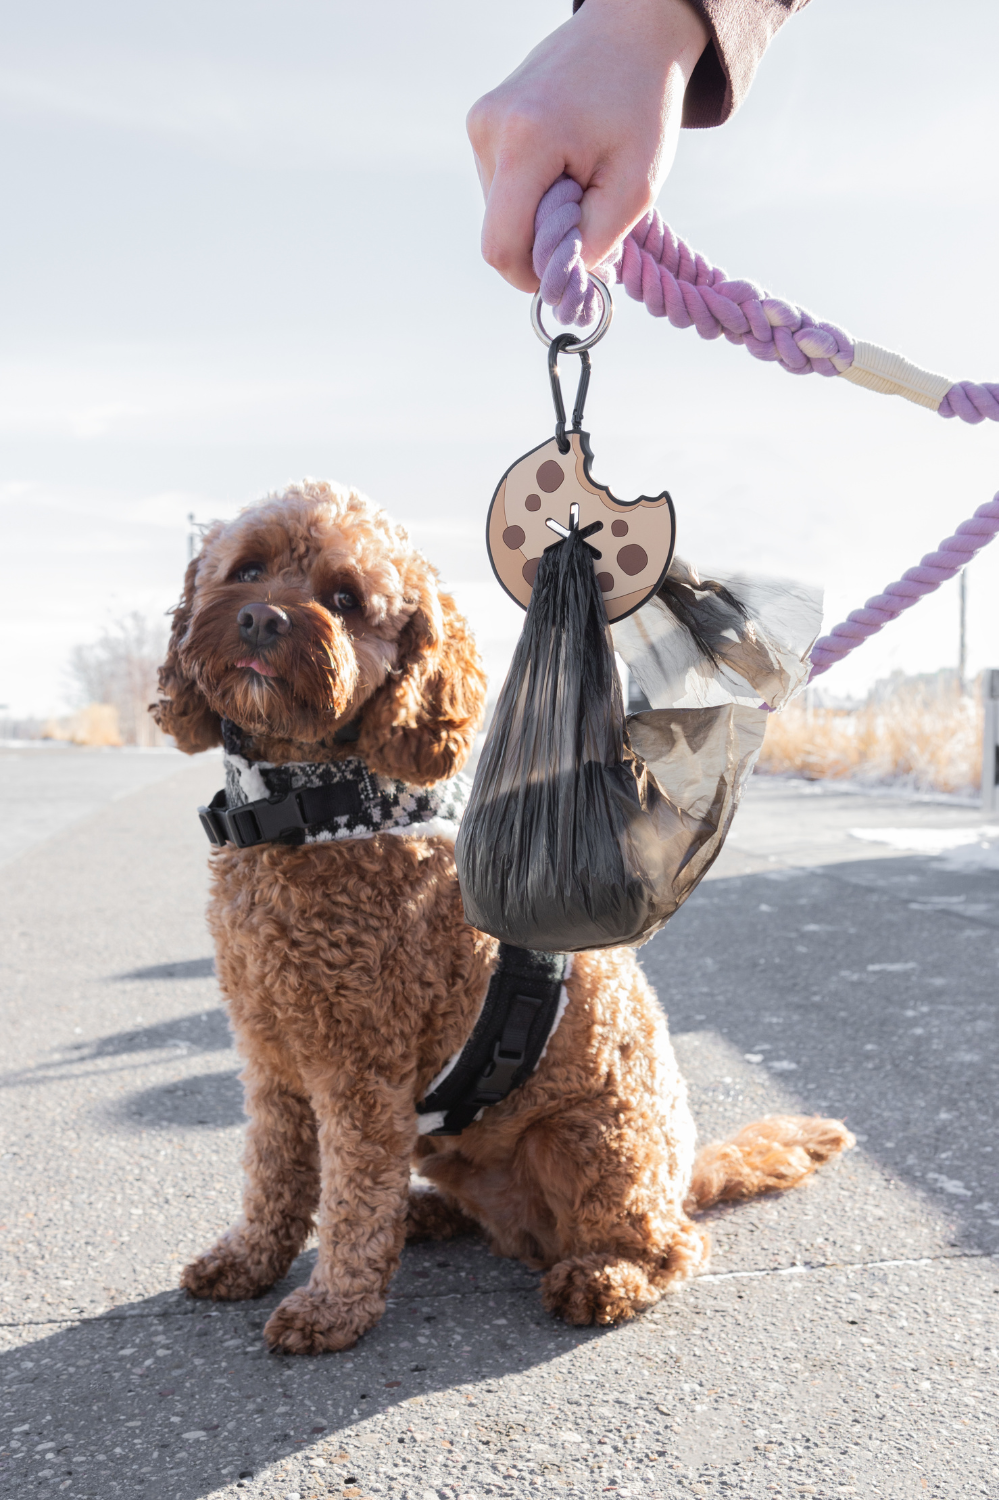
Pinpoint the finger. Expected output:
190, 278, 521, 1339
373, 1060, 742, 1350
465, 97, 495, 201
577, 174, 656, 272
469, 147, 491, 203
479, 155, 564, 293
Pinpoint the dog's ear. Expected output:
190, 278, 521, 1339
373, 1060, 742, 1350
150, 556, 223, 754
356, 571, 487, 786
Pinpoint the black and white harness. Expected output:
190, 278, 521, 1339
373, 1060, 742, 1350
197, 722, 569, 1136
415, 946, 569, 1136
198, 719, 470, 850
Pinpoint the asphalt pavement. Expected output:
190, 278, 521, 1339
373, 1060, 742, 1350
1, 747, 997, 1500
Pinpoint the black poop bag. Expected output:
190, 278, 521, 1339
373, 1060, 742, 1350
455, 523, 674, 952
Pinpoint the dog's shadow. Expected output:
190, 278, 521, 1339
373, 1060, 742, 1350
1, 1003, 233, 1083
1, 1236, 611, 1499
647, 849, 999, 1261
1, 1004, 246, 1131
111, 1068, 245, 1131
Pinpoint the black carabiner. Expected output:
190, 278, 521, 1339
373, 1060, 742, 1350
547, 334, 592, 454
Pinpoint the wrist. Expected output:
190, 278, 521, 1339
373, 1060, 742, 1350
575, 0, 709, 79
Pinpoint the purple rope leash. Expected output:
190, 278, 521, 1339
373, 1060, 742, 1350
808, 496, 999, 678
534, 176, 999, 417
532, 176, 999, 677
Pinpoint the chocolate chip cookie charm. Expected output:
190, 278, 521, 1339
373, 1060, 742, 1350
486, 277, 676, 624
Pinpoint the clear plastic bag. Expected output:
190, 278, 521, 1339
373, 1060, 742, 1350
456, 527, 820, 953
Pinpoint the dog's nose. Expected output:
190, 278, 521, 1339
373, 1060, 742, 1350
237, 602, 291, 648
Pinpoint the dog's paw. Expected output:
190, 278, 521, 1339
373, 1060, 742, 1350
180, 1229, 293, 1302
263, 1287, 383, 1355
404, 1188, 481, 1243
541, 1253, 659, 1327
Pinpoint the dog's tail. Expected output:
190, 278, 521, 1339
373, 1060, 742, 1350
684, 1114, 855, 1213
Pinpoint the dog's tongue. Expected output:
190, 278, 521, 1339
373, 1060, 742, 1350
235, 657, 277, 677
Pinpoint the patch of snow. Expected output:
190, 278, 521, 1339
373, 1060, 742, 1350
849, 825, 999, 872
939, 837, 999, 873
760, 773, 981, 808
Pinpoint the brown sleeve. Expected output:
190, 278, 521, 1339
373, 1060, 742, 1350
572, 0, 810, 129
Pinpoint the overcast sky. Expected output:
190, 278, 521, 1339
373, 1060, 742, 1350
3, 0, 999, 715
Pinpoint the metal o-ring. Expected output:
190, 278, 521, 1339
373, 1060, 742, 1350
530, 273, 614, 352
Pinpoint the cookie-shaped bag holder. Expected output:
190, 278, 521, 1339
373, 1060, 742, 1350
460, 275, 822, 952
486, 278, 675, 623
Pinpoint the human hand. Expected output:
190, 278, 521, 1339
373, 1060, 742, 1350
467, 0, 709, 293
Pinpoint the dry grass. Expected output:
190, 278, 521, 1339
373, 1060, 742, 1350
43, 703, 123, 747
67, 610, 169, 746
759, 675, 983, 794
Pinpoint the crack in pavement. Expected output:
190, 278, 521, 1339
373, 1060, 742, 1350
3, 1252, 992, 1332
695, 1249, 994, 1283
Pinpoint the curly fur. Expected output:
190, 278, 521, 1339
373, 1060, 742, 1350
157, 479, 853, 1354
685, 1114, 856, 1213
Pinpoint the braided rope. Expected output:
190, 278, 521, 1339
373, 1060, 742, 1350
532, 176, 999, 679
534, 176, 999, 415
809, 496, 999, 678
938, 382, 999, 423
535, 176, 854, 378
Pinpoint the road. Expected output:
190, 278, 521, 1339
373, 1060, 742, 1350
1, 746, 997, 1500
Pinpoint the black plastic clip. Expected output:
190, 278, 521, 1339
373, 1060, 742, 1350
548, 333, 591, 454
469, 993, 543, 1105
197, 789, 309, 849
198, 789, 230, 847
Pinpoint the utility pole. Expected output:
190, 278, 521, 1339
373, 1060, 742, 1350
187, 512, 198, 563
983, 670, 999, 815
958, 568, 967, 692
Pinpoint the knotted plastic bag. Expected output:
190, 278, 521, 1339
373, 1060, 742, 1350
454, 525, 678, 950
457, 518, 822, 953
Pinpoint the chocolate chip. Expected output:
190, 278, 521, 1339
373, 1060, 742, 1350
535, 460, 565, 492
616, 544, 648, 576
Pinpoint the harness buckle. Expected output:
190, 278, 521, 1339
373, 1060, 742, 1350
225, 790, 309, 848
198, 790, 229, 847
198, 789, 309, 849
471, 992, 544, 1105
474, 1042, 526, 1104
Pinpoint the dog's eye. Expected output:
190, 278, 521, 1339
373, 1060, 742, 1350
234, 562, 265, 584
329, 588, 360, 613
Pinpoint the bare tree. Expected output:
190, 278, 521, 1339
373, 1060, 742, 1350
66, 612, 170, 747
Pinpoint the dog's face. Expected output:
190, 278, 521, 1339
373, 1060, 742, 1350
153, 481, 486, 784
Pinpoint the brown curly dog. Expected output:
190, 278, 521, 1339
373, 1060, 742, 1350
153, 479, 852, 1355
